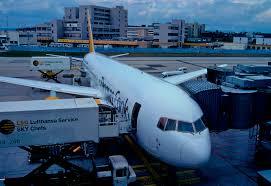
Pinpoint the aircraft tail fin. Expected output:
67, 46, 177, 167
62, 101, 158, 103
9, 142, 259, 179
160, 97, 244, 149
87, 10, 95, 53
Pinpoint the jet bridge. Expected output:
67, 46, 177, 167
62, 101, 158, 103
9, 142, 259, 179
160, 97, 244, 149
180, 64, 271, 132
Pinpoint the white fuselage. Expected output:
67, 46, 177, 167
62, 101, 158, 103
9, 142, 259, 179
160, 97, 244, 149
83, 53, 211, 168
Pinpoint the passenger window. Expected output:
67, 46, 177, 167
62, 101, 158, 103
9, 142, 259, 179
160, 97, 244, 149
194, 119, 206, 132
165, 119, 177, 131
157, 117, 167, 131
178, 121, 194, 133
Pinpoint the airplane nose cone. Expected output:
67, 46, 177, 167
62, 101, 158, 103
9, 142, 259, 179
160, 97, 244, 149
180, 139, 211, 168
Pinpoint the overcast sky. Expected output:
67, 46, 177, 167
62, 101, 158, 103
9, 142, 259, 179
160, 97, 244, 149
0, 0, 271, 32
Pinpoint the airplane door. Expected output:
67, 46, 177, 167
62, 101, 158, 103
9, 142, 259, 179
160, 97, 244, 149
131, 102, 141, 131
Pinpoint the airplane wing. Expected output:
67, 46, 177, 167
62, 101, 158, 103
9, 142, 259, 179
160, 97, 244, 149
163, 64, 227, 85
46, 54, 83, 62
110, 53, 129, 58
0, 76, 103, 98
163, 69, 207, 85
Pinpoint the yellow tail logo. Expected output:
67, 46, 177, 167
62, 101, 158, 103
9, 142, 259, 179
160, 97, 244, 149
87, 10, 95, 53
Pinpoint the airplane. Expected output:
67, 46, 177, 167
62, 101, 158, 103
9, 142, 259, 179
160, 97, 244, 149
0, 12, 214, 168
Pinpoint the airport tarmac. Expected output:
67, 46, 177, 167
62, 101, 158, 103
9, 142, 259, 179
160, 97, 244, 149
0, 56, 268, 185
118, 56, 270, 75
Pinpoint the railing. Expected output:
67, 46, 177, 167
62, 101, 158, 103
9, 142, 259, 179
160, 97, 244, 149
6, 45, 271, 55
98, 110, 131, 138
57, 39, 145, 46
98, 111, 119, 137
99, 111, 114, 122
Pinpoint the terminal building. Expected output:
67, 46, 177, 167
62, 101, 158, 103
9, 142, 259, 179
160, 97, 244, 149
151, 20, 206, 48
63, 5, 128, 40
152, 19, 186, 48
256, 38, 271, 45
233, 36, 271, 50
1, 28, 38, 46
184, 22, 205, 39
0, 4, 128, 46
35, 20, 64, 44
127, 25, 154, 41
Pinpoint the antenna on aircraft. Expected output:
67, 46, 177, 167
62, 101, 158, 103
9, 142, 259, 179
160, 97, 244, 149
87, 10, 95, 53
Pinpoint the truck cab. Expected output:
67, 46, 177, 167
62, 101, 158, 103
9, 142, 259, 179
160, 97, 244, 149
96, 155, 136, 186
109, 155, 136, 186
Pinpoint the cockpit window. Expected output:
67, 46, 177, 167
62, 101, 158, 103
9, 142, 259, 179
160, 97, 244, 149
177, 121, 194, 133
158, 117, 207, 133
165, 119, 177, 131
194, 119, 206, 132
157, 117, 167, 131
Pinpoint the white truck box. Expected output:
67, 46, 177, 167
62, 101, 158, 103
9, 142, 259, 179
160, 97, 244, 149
30, 56, 71, 71
0, 98, 99, 147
